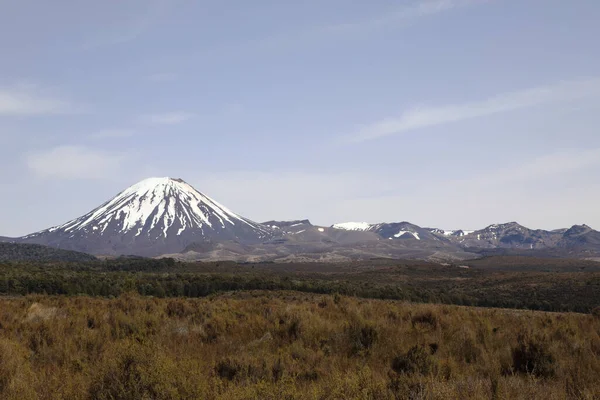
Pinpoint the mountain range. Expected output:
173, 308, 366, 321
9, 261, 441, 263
3, 177, 600, 262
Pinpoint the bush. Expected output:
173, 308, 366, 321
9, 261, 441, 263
392, 345, 436, 375
89, 342, 181, 400
215, 358, 270, 382
0, 339, 36, 399
165, 299, 192, 318
216, 358, 242, 381
411, 311, 439, 330
512, 333, 555, 378
347, 319, 379, 355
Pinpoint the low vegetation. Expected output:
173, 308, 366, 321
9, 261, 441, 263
0, 291, 599, 399
2, 257, 600, 312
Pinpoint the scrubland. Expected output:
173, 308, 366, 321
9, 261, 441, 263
1, 291, 600, 399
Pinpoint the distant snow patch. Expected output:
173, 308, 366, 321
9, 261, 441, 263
332, 222, 372, 231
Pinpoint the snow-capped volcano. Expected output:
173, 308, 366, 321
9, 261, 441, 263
22, 177, 272, 256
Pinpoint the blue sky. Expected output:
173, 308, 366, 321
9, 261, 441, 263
2, 0, 600, 236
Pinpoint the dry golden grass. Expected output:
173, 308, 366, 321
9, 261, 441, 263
0, 291, 599, 399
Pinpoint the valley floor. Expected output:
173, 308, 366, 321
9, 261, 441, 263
1, 291, 599, 399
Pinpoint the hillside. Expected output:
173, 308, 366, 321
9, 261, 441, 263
0, 242, 96, 262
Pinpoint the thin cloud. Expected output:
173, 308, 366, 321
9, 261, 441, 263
248, 0, 486, 51
351, 77, 600, 142
0, 85, 81, 116
139, 111, 194, 125
26, 145, 125, 180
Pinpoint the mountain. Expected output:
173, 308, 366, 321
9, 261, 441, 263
558, 225, 600, 251
331, 222, 373, 231
331, 220, 600, 257
0, 242, 96, 262
14, 177, 600, 261
431, 222, 600, 256
332, 221, 447, 242
370, 222, 446, 242
450, 222, 561, 249
264, 219, 314, 231
262, 219, 381, 246
427, 228, 474, 237
21, 177, 272, 256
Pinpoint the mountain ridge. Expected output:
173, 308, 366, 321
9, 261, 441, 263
8, 177, 600, 261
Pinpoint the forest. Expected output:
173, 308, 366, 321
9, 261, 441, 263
1, 257, 600, 313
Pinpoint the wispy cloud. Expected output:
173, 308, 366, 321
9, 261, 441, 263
351, 77, 600, 142
139, 111, 194, 125
89, 129, 137, 140
26, 145, 125, 180
248, 0, 486, 51
0, 85, 81, 116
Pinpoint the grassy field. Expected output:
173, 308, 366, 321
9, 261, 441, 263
1, 291, 600, 399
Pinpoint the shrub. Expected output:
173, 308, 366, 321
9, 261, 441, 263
0, 339, 36, 399
428, 343, 439, 355
392, 345, 436, 375
27, 323, 55, 354
457, 336, 481, 364
165, 299, 192, 318
89, 342, 181, 400
411, 311, 439, 330
511, 333, 555, 378
287, 315, 302, 341
347, 319, 379, 355
216, 358, 242, 381
215, 358, 270, 382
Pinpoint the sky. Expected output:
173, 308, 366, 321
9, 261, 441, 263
2, 0, 600, 236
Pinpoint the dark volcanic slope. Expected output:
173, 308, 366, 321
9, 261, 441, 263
21, 177, 273, 257
0, 242, 96, 262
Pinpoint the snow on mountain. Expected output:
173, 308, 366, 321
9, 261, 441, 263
331, 222, 373, 231
17, 179, 600, 260
37, 178, 261, 237
428, 228, 475, 237
393, 231, 420, 240
332, 221, 447, 242
22, 177, 272, 256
